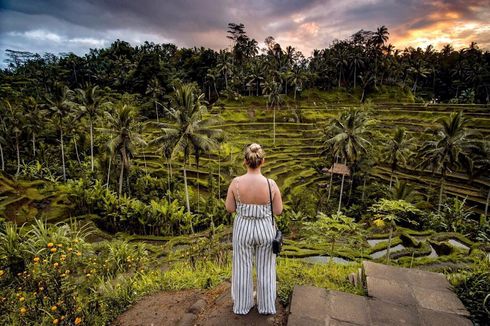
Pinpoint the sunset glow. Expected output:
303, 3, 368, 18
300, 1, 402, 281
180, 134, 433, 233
0, 0, 489, 63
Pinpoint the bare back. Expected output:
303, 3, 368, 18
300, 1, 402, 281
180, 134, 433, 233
225, 173, 283, 215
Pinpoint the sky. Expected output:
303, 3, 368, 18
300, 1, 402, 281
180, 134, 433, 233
1, 0, 490, 66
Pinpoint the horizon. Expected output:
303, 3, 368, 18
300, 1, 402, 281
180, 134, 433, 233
1, 0, 490, 67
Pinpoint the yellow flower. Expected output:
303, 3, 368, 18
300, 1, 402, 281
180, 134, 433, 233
33, 257, 40, 262
60, 274, 66, 277
53, 319, 59, 325
47, 243, 54, 248
86, 273, 91, 277
65, 270, 70, 274
73, 239, 79, 243
61, 254, 66, 259
373, 219, 385, 228
20, 307, 27, 314
67, 247, 73, 252
76, 251, 82, 256
51, 305, 57, 311
50, 248, 57, 253
0, 270, 4, 277
19, 296, 25, 302
53, 262, 59, 268
39, 287, 44, 291
75, 317, 82, 325
57, 244, 63, 247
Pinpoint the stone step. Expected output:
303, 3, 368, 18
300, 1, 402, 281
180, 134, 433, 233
287, 261, 472, 326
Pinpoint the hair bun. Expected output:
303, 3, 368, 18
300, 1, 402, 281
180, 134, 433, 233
244, 143, 265, 169
249, 143, 261, 152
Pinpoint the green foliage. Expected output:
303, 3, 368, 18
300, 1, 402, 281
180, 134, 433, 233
276, 258, 363, 304
424, 197, 483, 241
451, 258, 490, 325
0, 218, 230, 325
18, 160, 61, 182
60, 179, 196, 236
303, 212, 359, 256
369, 198, 422, 229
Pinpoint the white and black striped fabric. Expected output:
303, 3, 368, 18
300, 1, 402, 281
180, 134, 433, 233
231, 178, 277, 315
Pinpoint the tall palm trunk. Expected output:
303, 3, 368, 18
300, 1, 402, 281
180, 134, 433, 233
273, 104, 276, 146
485, 187, 490, 217
15, 134, 20, 175
338, 173, 346, 213
118, 147, 127, 196
0, 143, 4, 170
361, 175, 367, 201
218, 149, 221, 199
90, 119, 94, 171
106, 155, 112, 190
438, 176, 445, 212
327, 156, 338, 202
164, 153, 171, 192
183, 160, 191, 213
154, 100, 159, 122
60, 127, 66, 182
73, 138, 81, 165
32, 133, 36, 158
197, 159, 200, 213
353, 65, 357, 88
118, 157, 125, 196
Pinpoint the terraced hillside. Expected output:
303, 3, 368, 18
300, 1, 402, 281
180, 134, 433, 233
133, 102, 490, 212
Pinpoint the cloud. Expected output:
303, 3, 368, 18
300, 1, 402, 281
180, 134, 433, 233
0, 0, 489, 67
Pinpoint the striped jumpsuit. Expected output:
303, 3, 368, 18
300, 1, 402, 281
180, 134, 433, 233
231, 177, 277, 315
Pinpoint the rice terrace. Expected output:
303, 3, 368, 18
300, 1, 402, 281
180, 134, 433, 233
0, 1, 489, 325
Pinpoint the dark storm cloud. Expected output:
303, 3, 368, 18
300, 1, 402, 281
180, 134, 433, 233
0, 0, 489, 66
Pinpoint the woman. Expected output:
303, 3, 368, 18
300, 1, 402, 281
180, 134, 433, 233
225, 143, 283, 315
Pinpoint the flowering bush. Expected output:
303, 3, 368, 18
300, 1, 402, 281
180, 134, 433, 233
0, 219, 149, 325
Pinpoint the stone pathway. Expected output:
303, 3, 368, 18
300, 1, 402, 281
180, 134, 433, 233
288, 261, 471, 326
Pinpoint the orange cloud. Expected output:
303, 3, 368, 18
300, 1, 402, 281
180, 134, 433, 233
391, 15, 490, 50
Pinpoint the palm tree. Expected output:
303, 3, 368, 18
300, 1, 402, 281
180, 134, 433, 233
4, 100, 25, 175
45, 83, 74, 182
388, 181, 420, 203
359, 72, 374, 103
101, 104, 146, 196
349, 52, 364, 88
322, 109, 373, 212
145, 77, 163, 122
217, 50, 233, 89
150, 83, 221, 213
262, 79, 283, 146
0, 104, 6, 170
22, 96, 44, 159
371, 25, 389, 87
74, 85, 109, 172
385, 127, 414, 188
418, 111, 476, 211
290, 67, 307, 100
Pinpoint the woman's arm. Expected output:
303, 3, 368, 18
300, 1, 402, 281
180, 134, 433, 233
271, 179, 283, 215
225, 178, 237, 213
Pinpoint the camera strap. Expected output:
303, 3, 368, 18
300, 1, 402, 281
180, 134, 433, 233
267, 178, 274, 227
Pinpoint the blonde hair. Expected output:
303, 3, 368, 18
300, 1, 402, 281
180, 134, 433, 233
244, 143, 265, 168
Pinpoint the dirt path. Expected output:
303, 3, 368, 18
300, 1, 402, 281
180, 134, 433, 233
113, 282, 288, 326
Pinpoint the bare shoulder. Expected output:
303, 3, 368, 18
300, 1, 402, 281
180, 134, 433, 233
268, 178, 279, 189
230, 176, 240, 186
